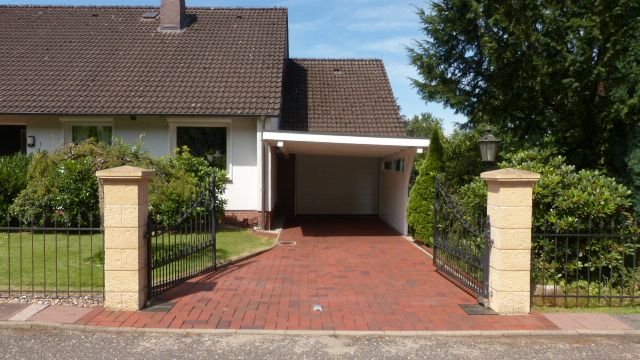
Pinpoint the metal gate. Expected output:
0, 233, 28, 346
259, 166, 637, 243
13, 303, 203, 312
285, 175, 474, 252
433, 178, 491, 303
146, 176, 217, 298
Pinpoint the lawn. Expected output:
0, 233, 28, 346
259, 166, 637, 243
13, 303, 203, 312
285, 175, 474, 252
149, 227, 275, 289
0, 230, 104, 295
216, 228, 276, 263
534, 306, 640, 314
0, 228, 275, 295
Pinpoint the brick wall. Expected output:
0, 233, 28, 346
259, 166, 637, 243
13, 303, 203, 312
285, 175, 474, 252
223, 210, 273, 230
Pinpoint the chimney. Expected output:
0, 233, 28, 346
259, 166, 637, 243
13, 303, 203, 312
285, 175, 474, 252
159, 0, 186, 32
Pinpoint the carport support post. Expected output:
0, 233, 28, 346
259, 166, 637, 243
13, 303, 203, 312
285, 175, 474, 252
481, 168, 540, 314
96, 166, 155, 311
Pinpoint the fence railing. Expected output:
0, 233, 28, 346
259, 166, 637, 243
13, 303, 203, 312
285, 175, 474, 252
147, 174, 217, 298
0, 215, 104, 300
433, 178, 491, 303
532, 219, 640, 307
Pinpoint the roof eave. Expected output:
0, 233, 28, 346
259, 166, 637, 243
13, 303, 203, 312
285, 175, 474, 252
0, 111, 281, 117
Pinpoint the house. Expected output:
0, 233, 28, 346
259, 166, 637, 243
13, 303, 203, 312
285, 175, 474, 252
0, 2, 429, 234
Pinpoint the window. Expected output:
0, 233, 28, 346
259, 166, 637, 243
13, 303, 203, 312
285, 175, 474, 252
394, 159, 405, 172
177, 126, 227, 169
0, 125, 27, 155
383, 159, 404, 172
71, 125, 112, 144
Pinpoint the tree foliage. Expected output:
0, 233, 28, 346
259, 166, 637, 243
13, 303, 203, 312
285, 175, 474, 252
624, 126, 640, 216
441, 127, 487, 188
405, 112, 444, 182
409, 0, 640, 172
405, 113, 443, 139
407, 128, 445, 245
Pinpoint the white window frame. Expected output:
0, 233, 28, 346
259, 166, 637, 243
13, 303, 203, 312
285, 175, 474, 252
60, 117, 115, 145
167, 117, 233, 178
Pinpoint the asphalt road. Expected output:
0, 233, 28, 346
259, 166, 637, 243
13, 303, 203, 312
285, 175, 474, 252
2, 328, 639, 360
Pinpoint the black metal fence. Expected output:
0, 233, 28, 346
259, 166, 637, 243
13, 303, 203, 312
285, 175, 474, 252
532, 218, 640, 307
147, 174, 217, 298
433, 178, 491, 303
0, 214, 104, 300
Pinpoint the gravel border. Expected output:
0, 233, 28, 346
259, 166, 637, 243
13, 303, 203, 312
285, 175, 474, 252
0, 295, 102, 307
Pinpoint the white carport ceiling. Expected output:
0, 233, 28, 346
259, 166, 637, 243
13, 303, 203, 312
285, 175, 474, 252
263, 131, 429, 158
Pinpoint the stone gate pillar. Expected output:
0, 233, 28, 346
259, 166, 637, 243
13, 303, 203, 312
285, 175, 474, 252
96, 166, 155, 311
481, 168, 540, 314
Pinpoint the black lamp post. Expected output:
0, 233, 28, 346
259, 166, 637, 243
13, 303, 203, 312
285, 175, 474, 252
478, 129, 500, 163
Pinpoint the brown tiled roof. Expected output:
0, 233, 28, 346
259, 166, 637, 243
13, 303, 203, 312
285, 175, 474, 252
280, 59, 406, 137
0, 6, 287, 115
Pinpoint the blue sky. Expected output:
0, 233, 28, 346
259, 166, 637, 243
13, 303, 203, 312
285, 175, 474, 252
5, 0, 466, 133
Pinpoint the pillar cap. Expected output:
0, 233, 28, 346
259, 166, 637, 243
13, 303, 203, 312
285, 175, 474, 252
481, 168, 540, 182
96, 165, 155, 180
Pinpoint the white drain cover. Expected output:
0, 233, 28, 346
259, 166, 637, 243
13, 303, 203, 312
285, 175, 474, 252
312, 304, 323, 312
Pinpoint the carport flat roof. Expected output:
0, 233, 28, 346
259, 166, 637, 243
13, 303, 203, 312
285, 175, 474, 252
262, 130, 429, 157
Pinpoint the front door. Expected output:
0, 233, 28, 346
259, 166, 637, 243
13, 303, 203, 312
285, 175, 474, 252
0, 125, 26, 155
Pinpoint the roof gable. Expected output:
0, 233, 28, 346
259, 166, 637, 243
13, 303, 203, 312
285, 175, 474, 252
280, 59, 406, 137
0, 6, 287, 115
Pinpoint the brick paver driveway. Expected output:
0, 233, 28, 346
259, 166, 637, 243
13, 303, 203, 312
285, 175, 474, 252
79, 216, 556, 331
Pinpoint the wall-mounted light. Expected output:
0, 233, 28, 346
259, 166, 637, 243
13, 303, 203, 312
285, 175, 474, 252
27, 135, 36, 148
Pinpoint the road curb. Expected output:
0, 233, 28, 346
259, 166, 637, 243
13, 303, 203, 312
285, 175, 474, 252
2, 321, 639, 337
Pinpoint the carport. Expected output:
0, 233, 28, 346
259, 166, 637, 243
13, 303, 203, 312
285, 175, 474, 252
262, 131, 429, 235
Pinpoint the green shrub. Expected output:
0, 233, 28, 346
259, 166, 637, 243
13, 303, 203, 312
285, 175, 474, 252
456, 148, 633, 232
0, 154, 31, 218
150, 147, 227, 227
407, 128, 444, 246
9, 140, 227, 227
455, 179, 488, 225
10, 139, 154, 225
455, 148, 636, 293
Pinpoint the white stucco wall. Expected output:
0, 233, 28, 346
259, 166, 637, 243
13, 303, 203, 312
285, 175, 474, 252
0, 115, 64, 154
0, 114, 260, 212
296, 154, 379, 215
379, 150, 416, 235
114, 116, 169, 157
0, 115, 170, 156
268, 146, 278, 211
225, 117, 259, 211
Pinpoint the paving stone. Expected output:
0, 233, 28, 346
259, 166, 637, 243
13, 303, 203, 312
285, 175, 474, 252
544, 313, 633, 330
0, 304, 29, 321
29, 305, 94, 324
8, 304, 48, 321
613, 314, 640, 330
61, 217, 558, 331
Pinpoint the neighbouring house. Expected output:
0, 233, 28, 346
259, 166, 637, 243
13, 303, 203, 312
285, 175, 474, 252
0, 2, 429, 234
